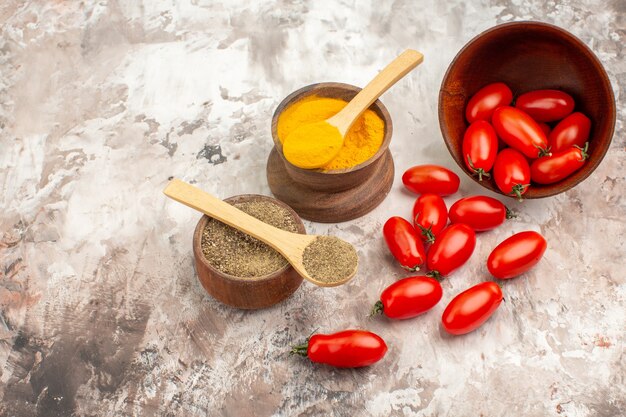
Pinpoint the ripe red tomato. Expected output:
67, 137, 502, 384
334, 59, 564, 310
492, 106, 549, 158
462, 120, 498, 181
402, 165, 460, 196
448, 195, 515, 231
493, 148, 531, 201
487, 231, 547, 279
426, 224, 476, 278
515, 89, 575, 122
291, 330, 387, 368
530, 143, 588, 184
548, 112, 591, 153
538, 122, 551, 137
465, 82, 513, 123
412, 194, 448, 243
372, 276, 442, 320
442, 282, 503, 335
383, 217, 426, 271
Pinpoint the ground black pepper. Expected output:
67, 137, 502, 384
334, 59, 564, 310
201, 200, 298, 278
302, 236, 358, 284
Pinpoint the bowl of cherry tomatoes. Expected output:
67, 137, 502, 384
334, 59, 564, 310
439, 21, 616, 199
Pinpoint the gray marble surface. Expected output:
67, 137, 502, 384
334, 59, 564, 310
1, 1, 624, 416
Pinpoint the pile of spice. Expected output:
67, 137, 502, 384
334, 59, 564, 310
302, 236, 358, 284
277, 95, 385, 171
201, 200, 298, 278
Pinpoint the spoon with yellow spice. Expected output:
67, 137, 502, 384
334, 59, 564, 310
283, 49, 424, 169
164, 179, 358, 287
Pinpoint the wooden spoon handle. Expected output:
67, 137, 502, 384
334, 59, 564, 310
328, 49, 423, 136
163, 179, 289, 249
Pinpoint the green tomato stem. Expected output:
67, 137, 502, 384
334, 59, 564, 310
505, 206, 517, 219
370, 301, 384, 317
290, 342, 309, 357
574, 142, 589, 161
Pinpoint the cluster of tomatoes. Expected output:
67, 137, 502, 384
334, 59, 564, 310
376, 165, 546, 334
463, 83, 592, 199
292, 165, 548, 368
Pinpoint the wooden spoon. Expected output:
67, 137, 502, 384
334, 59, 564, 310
164, 179, 358, 287
283, 49, 424, 169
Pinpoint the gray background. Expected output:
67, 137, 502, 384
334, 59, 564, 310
0, 1, 624, 416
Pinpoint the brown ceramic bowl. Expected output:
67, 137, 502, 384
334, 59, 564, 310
192, 194, 305, 310
439, 21, 616, 198
270, 82, 393, 193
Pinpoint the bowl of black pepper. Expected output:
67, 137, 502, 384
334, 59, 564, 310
192, 194, 306, 309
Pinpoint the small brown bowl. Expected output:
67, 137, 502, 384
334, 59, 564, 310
270, 82, 393, 193
439, 21, 616, 199
192, 194, 306, 310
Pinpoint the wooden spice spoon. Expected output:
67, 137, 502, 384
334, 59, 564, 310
283, 48, 424, 168
164, 179, 357, 287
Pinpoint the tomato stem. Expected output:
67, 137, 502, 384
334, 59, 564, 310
401, 264, 421, 272
416, 223, 436, 244
426, 270, 442, 280
509, 183, 528, 202
370, 301, 384, 317
505, 207, 517, 219
467, 155, 491, 181
574, 142, 589, 161
535, 144, 552, 157
290, 342, 309, 357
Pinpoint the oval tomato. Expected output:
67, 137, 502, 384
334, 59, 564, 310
412, 194, 448, 243
465, 82, 513, 123
487, 231, 547, 279
515, 89, 575, 122
426, 224, 476, 278
530, 143, 588, 184
492, 106, 549, 158
291, 330, 387, 368
462, 121, 498, 181
448, 195, 514, 231
402, 165, 460, 196
383, 217, 426, 271
493, 148, 531, 201
538, 122, 551, 137
442, 282, 503, 335
548, 112, 591, 153
372, 276, 442, 320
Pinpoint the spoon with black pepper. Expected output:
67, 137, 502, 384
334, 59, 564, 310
164, 179, 358, 287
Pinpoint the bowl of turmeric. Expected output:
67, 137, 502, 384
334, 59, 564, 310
267, 83, 394, 223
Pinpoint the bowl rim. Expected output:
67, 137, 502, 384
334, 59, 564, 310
271, 82, 393, 175
438, 20, 616, 198
192, 194, 306, 283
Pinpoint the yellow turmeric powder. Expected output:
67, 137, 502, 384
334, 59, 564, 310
277, 95, 385, 171
283, 121, 343, 169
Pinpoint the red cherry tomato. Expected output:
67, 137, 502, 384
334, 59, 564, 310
548, 112, 591, 153
493, 148, 531, 201
538, 122, 551, 137
372, 276, 442, 320
383, 217, 426, 271
291, 330, 387, 368
515, 89, 575, 122
530, 143, 589, 184
465, 82, 513, 123
442, 282, 503, 335
487, 231, 547, 279
492, 106, 549, 158
462, 121, 498, 181
448, 195, 515, 232
412, 194, 448, 243
426, 224, 476, 278
402, 165, 460, 196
